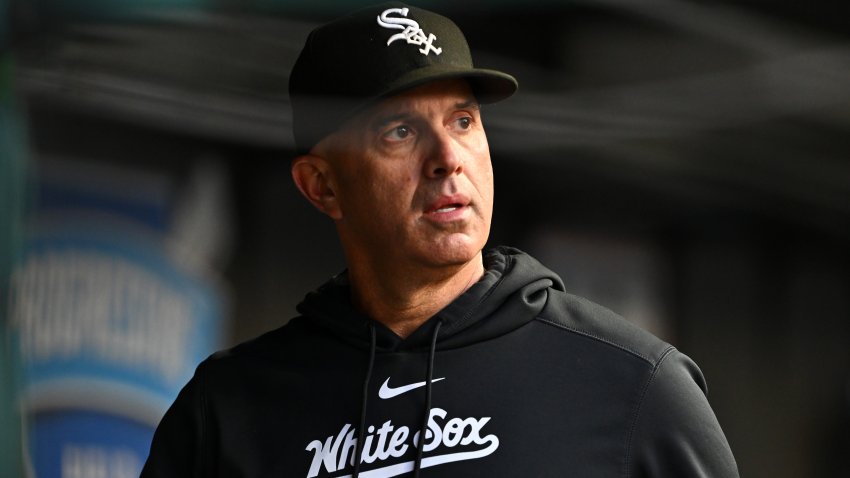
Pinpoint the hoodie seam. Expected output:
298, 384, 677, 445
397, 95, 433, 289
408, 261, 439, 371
535, 316, 655, 365
623, 346, 676, 478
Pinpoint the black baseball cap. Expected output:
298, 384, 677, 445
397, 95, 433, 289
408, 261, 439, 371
289, 2, 518, 154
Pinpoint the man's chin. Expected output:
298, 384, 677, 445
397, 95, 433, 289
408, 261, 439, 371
420, 235, 485, 268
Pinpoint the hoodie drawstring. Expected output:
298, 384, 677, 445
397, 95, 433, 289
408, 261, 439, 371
353, 323, 377, 478
413, 319, 442, 477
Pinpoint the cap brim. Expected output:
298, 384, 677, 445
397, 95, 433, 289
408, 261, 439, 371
377, 65, 518, 106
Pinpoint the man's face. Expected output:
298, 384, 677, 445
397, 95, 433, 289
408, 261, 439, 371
324, 79, 494, 272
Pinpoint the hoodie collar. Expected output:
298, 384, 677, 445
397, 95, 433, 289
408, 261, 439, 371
296, 246, 565, 352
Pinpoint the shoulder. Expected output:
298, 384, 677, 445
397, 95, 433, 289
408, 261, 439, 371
628, 345, 739, 476
536, 288, 674, 368
535, 290, 738, 476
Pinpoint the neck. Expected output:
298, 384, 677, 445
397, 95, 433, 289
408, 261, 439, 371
347, 253, 485, 339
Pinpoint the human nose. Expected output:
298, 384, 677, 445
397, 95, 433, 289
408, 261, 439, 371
423, 129, 463, 178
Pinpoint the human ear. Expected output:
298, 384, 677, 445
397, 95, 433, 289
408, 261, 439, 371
291, 154, 343, 220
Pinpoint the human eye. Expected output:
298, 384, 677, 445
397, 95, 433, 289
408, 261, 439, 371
450, 114, 474, 132
383, 124, 413, 142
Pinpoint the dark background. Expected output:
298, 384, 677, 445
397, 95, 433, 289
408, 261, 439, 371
5, 0, 850, 476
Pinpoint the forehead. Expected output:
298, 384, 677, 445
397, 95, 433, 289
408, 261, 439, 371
355, 78, 477, 127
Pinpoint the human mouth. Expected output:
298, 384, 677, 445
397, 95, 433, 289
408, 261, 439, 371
425, 195, 471, 221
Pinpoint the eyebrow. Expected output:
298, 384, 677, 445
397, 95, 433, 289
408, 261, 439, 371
371, 99, 481, 131
372, 112, 411, 131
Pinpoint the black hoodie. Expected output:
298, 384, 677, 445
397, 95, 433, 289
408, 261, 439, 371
142, 247, 739, 477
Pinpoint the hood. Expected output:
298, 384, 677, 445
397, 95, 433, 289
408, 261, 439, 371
295, 246, 565, 352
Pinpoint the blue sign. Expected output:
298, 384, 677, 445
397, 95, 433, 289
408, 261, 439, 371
10, 161, 227, 477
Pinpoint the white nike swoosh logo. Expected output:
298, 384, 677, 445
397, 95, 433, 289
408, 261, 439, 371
378, 377, 445, 399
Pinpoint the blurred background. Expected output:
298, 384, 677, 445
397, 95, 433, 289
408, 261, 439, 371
2, 0, 849, 476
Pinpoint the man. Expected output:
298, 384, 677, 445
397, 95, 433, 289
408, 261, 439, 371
142, 3, 739, 477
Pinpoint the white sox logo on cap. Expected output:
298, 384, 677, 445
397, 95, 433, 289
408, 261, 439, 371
377, 7, 443, 56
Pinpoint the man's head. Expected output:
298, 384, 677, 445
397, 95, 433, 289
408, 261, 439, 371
289, 2, 517, 274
